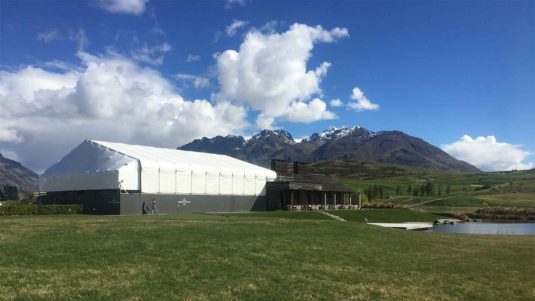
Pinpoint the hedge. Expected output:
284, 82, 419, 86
363, 202, 408, 209
0, 204, 83, 216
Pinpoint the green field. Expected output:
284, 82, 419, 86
1, 212, 534, 300
308, 161, 535, 214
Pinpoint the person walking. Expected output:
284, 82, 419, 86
151, 199, 158, 215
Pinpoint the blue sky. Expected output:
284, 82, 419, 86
0, 0, 534, 172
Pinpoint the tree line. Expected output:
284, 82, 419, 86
364, 183, 452, 201
0, 185, 19, 200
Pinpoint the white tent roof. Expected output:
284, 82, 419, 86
89, 139, 275, 176
41, 139, 276, 195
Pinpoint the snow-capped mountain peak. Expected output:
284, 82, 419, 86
303, 125, 374, 144
248, 129, 295, 144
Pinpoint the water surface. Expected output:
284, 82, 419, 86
431, 223, 535, 235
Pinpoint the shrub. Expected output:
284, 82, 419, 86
475, 185, 492, 191
0, 204, 83, 216
468, 207, 535, 221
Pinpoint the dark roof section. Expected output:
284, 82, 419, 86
269, 159, 354, 192
273, 173, 354, 192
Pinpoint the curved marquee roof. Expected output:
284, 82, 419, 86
94, 140, 277, 178
41, 139, 276, 195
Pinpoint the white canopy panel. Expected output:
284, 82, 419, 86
40, 139, 277, 196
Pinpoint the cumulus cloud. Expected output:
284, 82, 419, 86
130, 42, 172, 65
225, 19, 248, 37
215, 23, 348, 128
282, 98, 337, 123
329, 98, 342, 107
186, 54, 201, 63
96, 0, 148, 15
442, 135, 535, 171
175, 73, 210, 89
37, 30, 60, 43
0, 51, 247, 172
347, 87, 379, 111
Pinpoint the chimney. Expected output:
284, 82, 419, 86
271, 159, 289, 175
293, 162, 308, 175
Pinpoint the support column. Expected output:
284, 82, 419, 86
290, 190, 294, 205
349, 194, 352, 205
334, 192, 337, 206
323, 192, 327, 208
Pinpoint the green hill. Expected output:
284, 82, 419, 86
307, 160, 535, 212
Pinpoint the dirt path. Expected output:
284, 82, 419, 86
408, 196, 456, 208
319, 211, 347, 221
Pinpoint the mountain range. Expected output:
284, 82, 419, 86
0, 126, 480, 193
178, 126, 480, 173
0, 153, 39, 193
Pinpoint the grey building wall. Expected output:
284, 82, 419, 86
38, 190, 121, 214
120, 193, 267, 215
39, 190, 267, 215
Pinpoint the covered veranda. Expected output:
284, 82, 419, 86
266, 176, 357, 211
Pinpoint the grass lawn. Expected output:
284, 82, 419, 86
1, 213, 534, 300
210, 211, 332, 220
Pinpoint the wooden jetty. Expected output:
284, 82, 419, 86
368, 222, 433, 231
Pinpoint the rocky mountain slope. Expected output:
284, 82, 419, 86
0, 153, 39, 193
178, 126, 480, 173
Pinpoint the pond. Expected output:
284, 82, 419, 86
431, 223, 535, 235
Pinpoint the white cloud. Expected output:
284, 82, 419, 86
282, 98, 337, 124
329, 98, 342, 107
225, 19, 248, 37
186, 54, 201, 63
215, 23, 348, 128
225, 0, 246, 9
96, 0, 148, 15
0, 128, 24, 144
41, 60, 80, 72
37, 30, 60, 43
257, 21, 279, 34
175, 73, 210, 89
347, 87, 379, 111
0, 51, 247, 172
442, 135, 535, 171
130, 42, 172, 65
